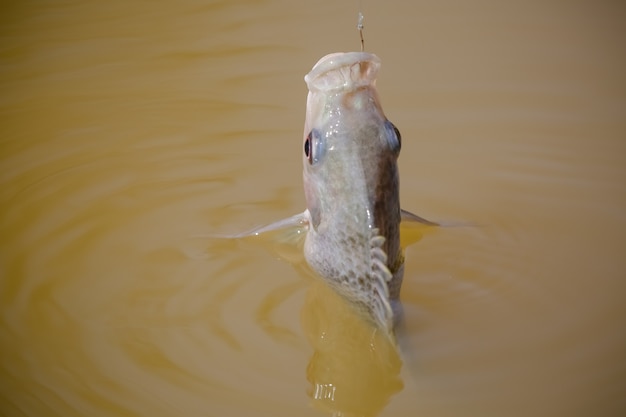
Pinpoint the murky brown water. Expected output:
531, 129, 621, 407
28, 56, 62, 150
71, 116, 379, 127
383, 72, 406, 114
1, 1, 625, 416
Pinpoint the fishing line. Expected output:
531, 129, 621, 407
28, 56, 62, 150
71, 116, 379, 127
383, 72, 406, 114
356, 0, 365, 51
357, 11, 365, 51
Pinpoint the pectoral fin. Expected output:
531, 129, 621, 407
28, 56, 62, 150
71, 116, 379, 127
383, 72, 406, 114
201, 211, 310, 263
399, 209, 438, 249
228, 210, 310, 238
402, 209, 477, 228
400, 209, 438, 226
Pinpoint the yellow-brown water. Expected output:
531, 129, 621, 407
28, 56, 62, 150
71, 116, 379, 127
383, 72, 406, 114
1, 1, 625, 416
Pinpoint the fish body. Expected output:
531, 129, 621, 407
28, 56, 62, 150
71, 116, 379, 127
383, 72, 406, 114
240, 52, 434, 333
301, 52, 403, 330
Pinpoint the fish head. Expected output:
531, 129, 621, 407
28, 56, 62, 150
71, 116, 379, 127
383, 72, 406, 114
301, 52, 404, 329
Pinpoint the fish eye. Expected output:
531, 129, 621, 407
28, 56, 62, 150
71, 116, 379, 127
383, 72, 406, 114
304, 134, 311, 162
385, 120, 402, 152
304, 129, 324, 164
392, 124, 402, 149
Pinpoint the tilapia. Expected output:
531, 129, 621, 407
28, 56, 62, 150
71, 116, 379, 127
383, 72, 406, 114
241, 52, 435, 333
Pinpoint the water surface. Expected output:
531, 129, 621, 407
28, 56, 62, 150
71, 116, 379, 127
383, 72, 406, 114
1, 1, 625, 416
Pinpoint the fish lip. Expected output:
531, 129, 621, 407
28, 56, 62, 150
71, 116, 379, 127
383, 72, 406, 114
304, 52, 381, 93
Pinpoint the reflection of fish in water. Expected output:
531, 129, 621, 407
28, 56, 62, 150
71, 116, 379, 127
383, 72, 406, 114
240, 51, 435, 335
302, 278, 403, 416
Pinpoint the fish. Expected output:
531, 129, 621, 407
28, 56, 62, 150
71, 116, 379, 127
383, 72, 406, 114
239, 52, 436, 334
